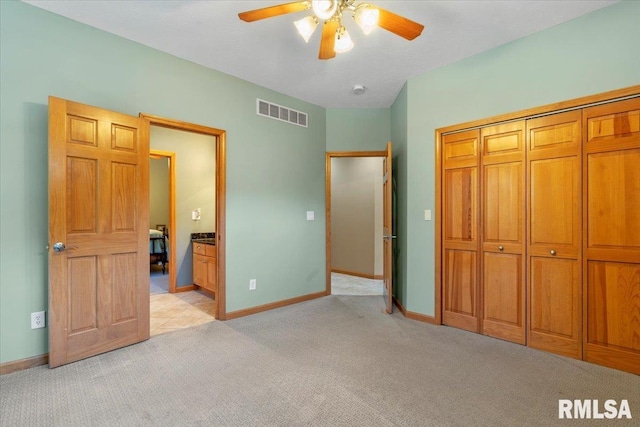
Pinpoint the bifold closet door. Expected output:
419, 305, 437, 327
583, 98, 640, 375
481, 122, 526, 345
526, 111, 582, 359
442, 130, 480, 333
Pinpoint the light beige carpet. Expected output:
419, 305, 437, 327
1, 295, 638, 426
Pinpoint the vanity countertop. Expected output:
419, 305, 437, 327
192, 238, 216, 245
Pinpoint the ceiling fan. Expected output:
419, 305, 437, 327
238, 1, 424, 60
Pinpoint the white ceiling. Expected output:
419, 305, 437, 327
24, 0, 618, 108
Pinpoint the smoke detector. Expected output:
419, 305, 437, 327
353, 84, 366, 95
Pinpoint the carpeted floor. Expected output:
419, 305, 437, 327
1, 295, 638, 426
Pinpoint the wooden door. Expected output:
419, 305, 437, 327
526, 111, 582, 359
382, 142, 393, 314
442, 130, 480, 332
481, 122, 526, 344
583, 98, 640, 375
48, 97, 149, 368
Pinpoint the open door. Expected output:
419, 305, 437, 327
48, 97, 149, 368
382, 142, 394, 313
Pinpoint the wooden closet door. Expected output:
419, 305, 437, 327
527, 111, 582, 359
481, 122, 526, 344
583, 98, 640, 375
442, 130, 480, 333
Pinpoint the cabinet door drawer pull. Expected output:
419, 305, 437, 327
498, 246, 504, 251
550, 250, 556, 256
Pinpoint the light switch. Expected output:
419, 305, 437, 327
424, 210, 432, 221
192, 208, 201, 221
306, 211, 315, 221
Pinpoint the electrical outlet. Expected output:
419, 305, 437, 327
31, 311, 46, 329
249, 279, 256, 291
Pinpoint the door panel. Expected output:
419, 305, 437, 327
587, 149, 640, 249
529, 257, 580, 358
530, 158, 578, 247
382, 142, 393, 314
444, 168, 477, 242
68, 257, 98, 332
112, 253, 137, 322
483, 162, 522, 243
443, 249, 478, 332
527, 111, 582, 358
442, 130, 480, 331
67, 158, 98, 233
49, 97, 149, 368
583, 98, 640, 374
481, 122, 525, 344
484, 253, 521, 325
112, 163, 137, 231
587, 261, 640, 351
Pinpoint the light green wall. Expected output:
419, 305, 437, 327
395, 0, 640, 315
0, 1, 326, 364
326, 108, 390, 151
150, 127, 216, 287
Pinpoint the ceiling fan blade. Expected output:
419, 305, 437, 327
375, 7, 424, 41
238, 2, 308, 22
319, 20, 338, 60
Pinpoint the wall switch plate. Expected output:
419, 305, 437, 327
306, 211, 314, 221
192, 208, 201, 221
249, 279, 256, 291
424, 210, 432, 221
31, 311, 45, 329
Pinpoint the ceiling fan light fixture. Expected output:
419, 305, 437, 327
312, 0, 338, 20
354, 5, 379, 35
334, 26, 354, 53
294, 16, 318, 42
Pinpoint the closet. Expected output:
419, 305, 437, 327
438, 88, 640, 375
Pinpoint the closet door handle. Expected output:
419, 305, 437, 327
550, 250, 556, 256
498, 246, 504, 251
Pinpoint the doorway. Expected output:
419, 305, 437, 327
149, 150, 175, 294
141, 114, 227, 322
325, 145, 393, 313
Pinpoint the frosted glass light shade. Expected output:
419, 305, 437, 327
312, 0, 338, 20
354, 6, 379, 35
334, 28, 354, 53
294, 16, 318, 43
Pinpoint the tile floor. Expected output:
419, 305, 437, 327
331, 272, 384, 295
150, 291, 216, 337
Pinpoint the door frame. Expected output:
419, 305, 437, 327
325, 149, 388, 296
141, 114, 227, 320
149, 149, 177, 293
